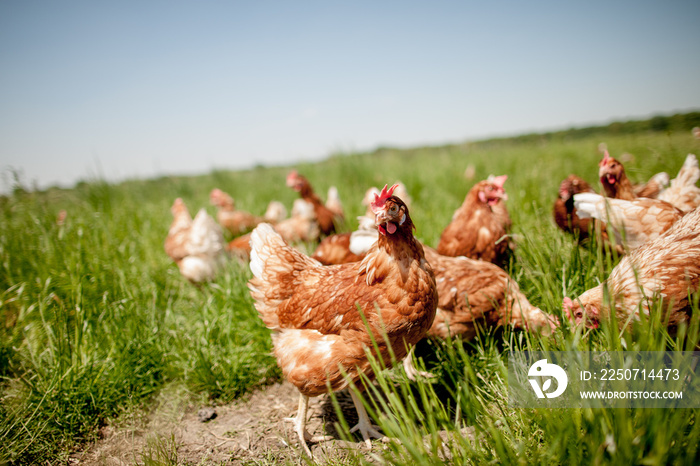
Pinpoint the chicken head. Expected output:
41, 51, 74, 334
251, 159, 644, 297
476, 176, 509, 206
598, 150, 624, 187
371, 184, 412, 236
563, 296, 600, 329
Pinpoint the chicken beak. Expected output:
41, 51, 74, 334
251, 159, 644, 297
375, 212, 388, 235
374, 211, 398, 235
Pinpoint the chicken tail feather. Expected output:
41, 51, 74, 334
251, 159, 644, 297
672, 154, 700, 187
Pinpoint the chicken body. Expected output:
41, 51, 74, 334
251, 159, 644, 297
658, 154, 700, 213
164, 198, 226, 283
248, 188, 437, 455
436, 176, 512, 265
564, 206, 700, 330
422, 246, 555, 339
634, 171, 670, 198
573, 193, 684, 251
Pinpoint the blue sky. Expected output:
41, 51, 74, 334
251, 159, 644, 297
1, 1, 699, 192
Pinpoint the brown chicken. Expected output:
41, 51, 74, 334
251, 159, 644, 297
436, 175, 512, 265
286, 170, 340, 236
164, 198, 226, 283
422, 246, 556, 339
658, 154, 700, 213
563, 206, 700, 330
248, 184, 437, 455
553, 174, 595, 240
573, 193, 684, 251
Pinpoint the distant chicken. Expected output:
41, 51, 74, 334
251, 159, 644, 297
564, 206, 700, 330
573, 193, 684, 251
657, 154, 700, 213
164, 198, 226, 283
436, 175, 512, 265
286, 170, 340, 236
227, 199, 320, 261
553, 174, 595, 240
212, 189, 287, 234
598, 150, 669, 200
263, 201, 288, 223
274, 199, 321, 244
248, 185, 437, 455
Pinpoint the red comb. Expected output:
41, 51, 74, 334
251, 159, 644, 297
370, 184, 399, 213
286, 170, 299, 186
599, 150, 612, 167
491, 175, 508, 188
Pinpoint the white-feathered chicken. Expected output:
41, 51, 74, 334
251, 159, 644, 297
164, 198, 226, 283
564, 206, 700, 330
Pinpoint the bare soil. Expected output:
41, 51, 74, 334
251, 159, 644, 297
70, 381, 375, 465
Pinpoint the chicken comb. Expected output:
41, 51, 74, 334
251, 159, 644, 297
489, 174, 508, 188
370, 184, 399, 213
599, 150, 612, 167
286, 170, 299, 186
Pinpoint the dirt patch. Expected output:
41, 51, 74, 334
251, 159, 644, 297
71, 381, 373, 465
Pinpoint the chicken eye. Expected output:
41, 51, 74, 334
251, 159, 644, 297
389, 204, 398, 214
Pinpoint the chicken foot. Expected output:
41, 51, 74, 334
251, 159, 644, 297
402, 346, 434, 381
349, 390, 386, 448
285, 393, 332, 456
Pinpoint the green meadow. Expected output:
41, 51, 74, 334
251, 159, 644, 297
2, 113, 700, 464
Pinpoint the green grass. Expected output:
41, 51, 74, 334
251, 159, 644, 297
1, 126, 699, 464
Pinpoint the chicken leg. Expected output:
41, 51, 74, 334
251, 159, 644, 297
285, 393, 332, 456
349, 390, 386, 447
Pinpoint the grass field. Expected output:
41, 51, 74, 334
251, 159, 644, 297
1, 124, 700, 464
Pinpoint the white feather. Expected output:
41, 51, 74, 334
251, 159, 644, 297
350, 229, 378, 255
249, 223, 277, 279
572, 192, 605, 220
